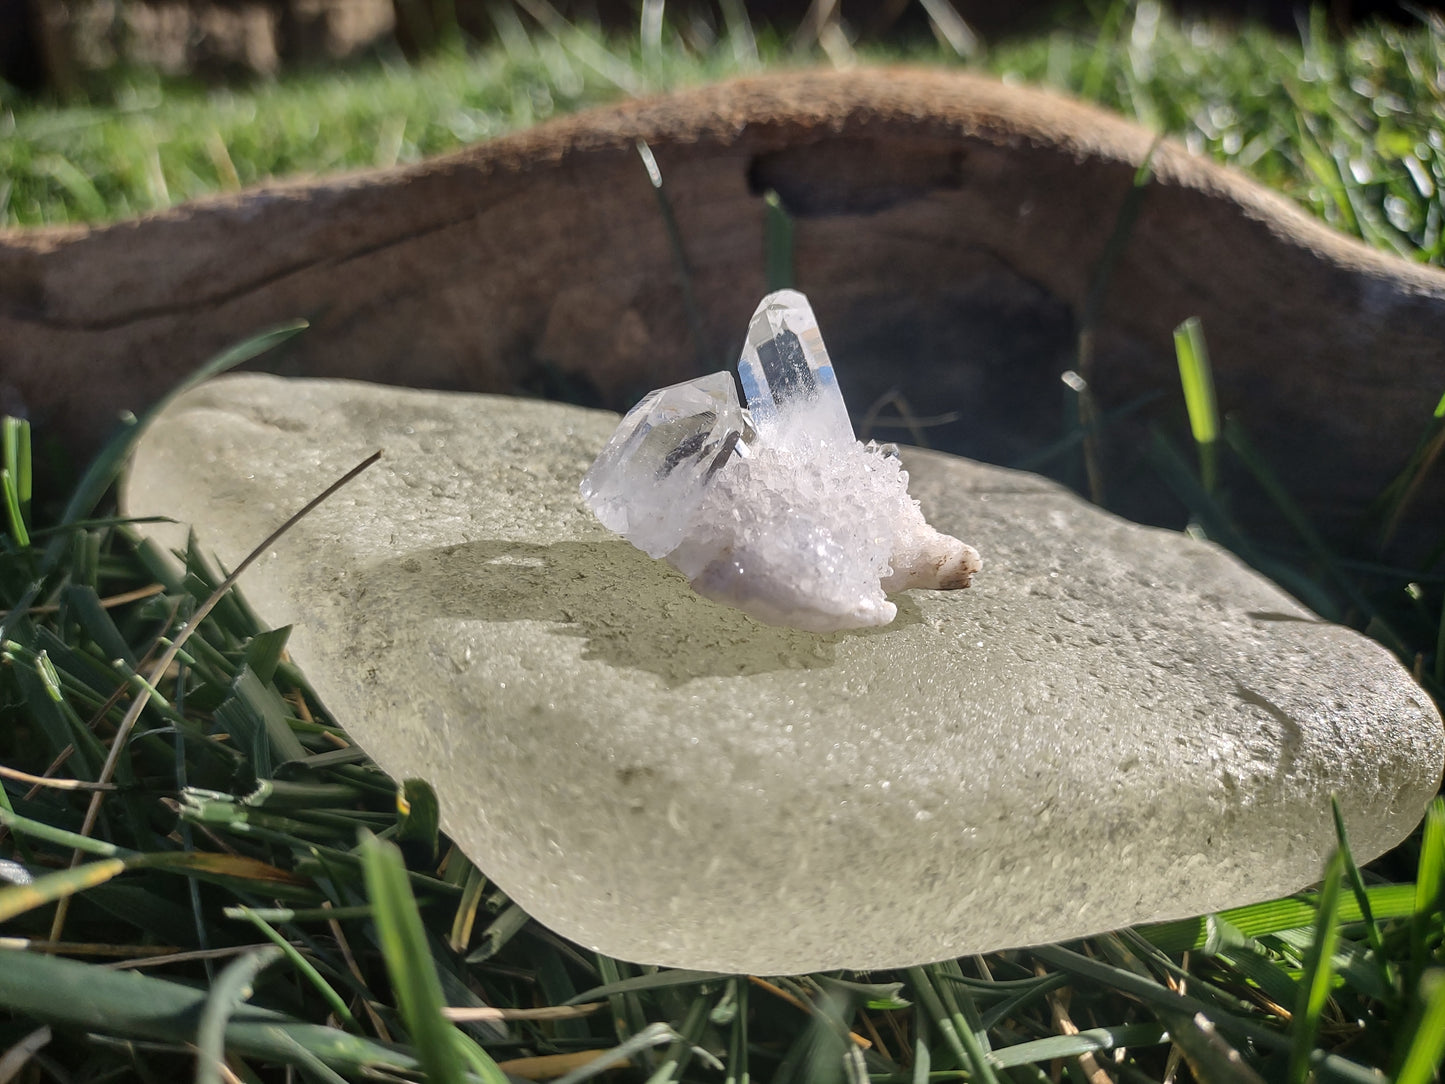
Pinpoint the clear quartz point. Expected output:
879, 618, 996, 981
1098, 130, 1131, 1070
580, 290, 981, 631
579, 371, 748, 558
738, 289, 854, 449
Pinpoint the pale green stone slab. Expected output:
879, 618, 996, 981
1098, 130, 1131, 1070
122, 373, 1444, 972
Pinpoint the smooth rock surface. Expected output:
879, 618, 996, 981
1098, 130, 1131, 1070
123, 374, 1445, 973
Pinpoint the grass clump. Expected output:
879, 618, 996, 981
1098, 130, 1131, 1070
2, 2, 1445, 1081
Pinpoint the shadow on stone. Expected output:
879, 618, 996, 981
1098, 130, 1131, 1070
361, 537, 922, 686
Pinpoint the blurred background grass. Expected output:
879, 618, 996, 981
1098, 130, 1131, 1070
1, 0, 1443, 268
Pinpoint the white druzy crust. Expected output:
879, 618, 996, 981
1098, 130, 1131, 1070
668, 439, 907, 631
580, 290, 981, 632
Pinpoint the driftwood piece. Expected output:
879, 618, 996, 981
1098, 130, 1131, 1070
3, 69, 1443, 547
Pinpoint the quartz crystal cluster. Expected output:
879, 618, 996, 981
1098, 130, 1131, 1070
580, 290, 981, 631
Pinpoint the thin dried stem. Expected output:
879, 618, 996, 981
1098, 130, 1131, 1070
49, 451, 382, 941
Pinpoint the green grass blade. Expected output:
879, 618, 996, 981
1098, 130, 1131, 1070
61, 583, 136, 667
987, 1023, 1168, 1068
644, 988, 714, 1084
0, 808, 126, 857
1173, 316, 1220, 493
635, 138, 707, 372
5, 415, 32, 509
728, 978, 750, 1084
0, 858, 129, 922
360, 831, 469, 1084
231, 906, 360, 1032
1162, 1010, 1268, 1084
905, 966, 999, 1084
0, 950, 415, 1072
1288, 849, 1346, 1084
1, 416, 31, 548
1394, 970, 1445, 1084
453, 1030, 513, 1084
910, 1006, 930, 1084
197, 945, 285, 1084
1411, 798, 1445, 989
1, 473, 27, 549
552, 1022, 682, 1084
59, 320, 308, 533
567, 969, 732, 1004
1331, 796, 1395, 997
1031, 943, 1380, 1083
764, 189, 794, 291
465, 900, 531, 963
0, 321, 308, 645
241, 625, 291, 685
977, 973, 1070, 1031
396, 778, 442, 865
1139, 883, 1419, 952
929, 961, 992, 1055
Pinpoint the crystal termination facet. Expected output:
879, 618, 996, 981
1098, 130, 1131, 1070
580, 290, 981, 632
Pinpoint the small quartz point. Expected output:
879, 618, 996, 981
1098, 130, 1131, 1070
581, 291, 981, 631
738, 289, 853, 451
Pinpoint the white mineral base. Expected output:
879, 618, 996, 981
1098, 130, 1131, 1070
881, 515, 983, 593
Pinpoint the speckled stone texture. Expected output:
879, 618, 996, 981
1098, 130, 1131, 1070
123, 374, 1444, 973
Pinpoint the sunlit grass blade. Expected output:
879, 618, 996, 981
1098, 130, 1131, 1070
1174, 316, 1220, 494
1139, 884, 1418, 953
1410, 798, 1445, 990
0, 858, 128, 923
1331, 796, 1394, 997
1288, 849, 1346, 1084
448, 859, 487, 953
1, 416, 31, 548
1394, 970, 1445, 1084
360, 831, 470, 1084
3, 416, 32, 512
